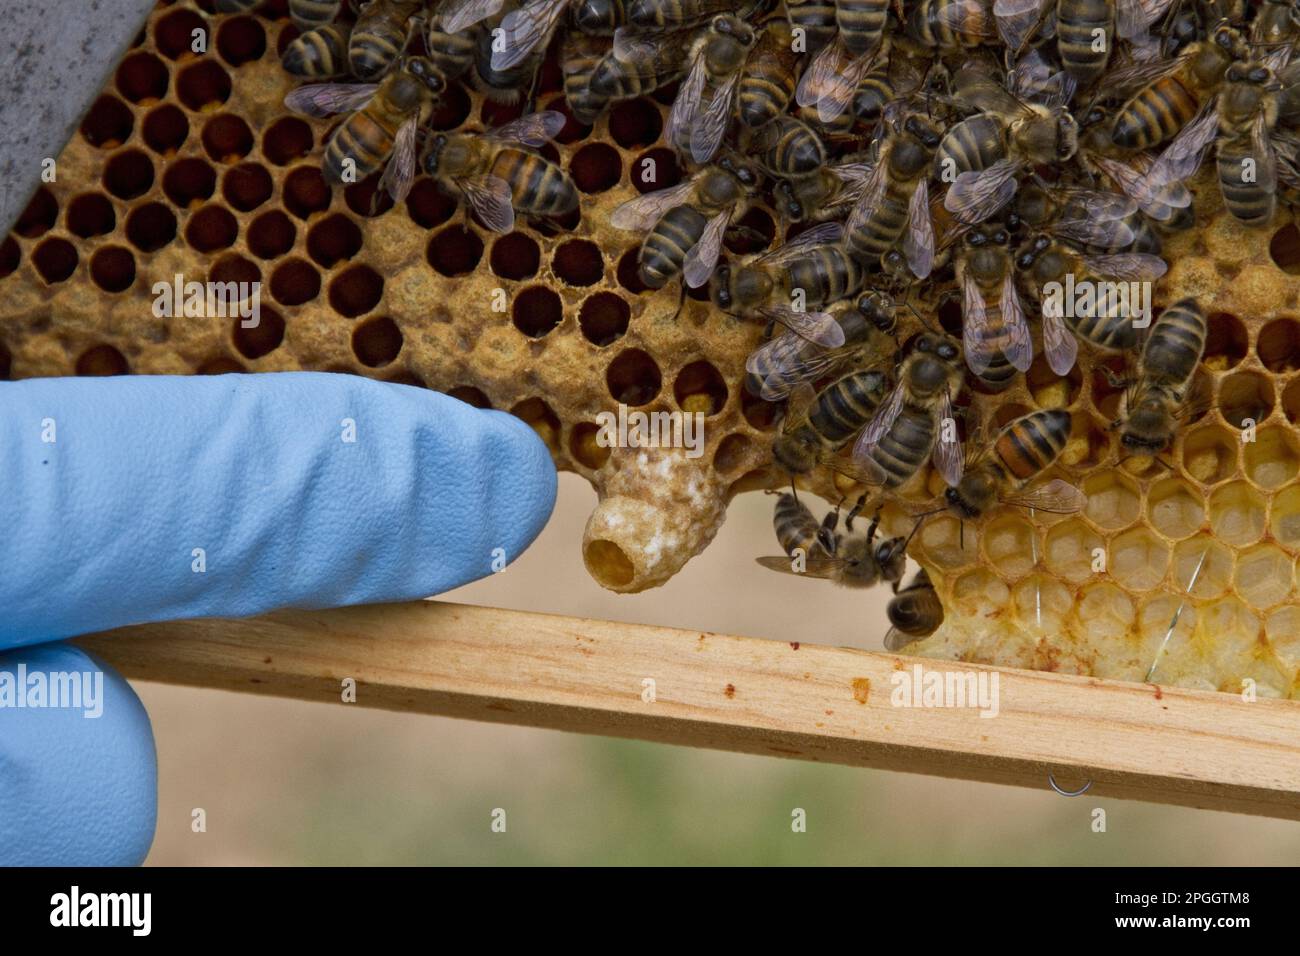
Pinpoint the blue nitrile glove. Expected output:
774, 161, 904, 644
0, 372, 557, 865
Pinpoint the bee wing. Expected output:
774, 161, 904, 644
1114, 0, 1150, 40
758, 222, 845, 264
853, 380, 905, 462
284, 82, 379, 117
1094, 155, 1190, 221
609, 180, 697, 231
760, 305, 848, 348
993, 0, 1046, 52
490, 0, 565, 72
612, 26, 658, 62
953, 66, 1034, 118
441, 0, 505, 34
755, 555, 847, 580
1151, 107, 1218, 183
460, 175, 516, 233
689, 72, 739, 163
1252, 111, 1278, 187
795, 39, 843, 110
843, 159, 888, 238
1080, 252, 1168, 281
960, 268, 995, 378
1101, 51, 1185, 101
1002, 478, 1087, 514
683, 210, 731, 288
1041, 291, 1078, 376
485, 110, 566, 148
749, 340, 852, 401
1003, 270, 1033, 372
930, 0, 998, 39
800, 40, 881, 124
933, 389, 964, 486
944, 158, 1021, 224
1263, 45, 1294, 74
377, 117, 419, 204
666, 53, 708, 155
904, 177, 935, 279
1053, 215, 1136, 247
884, 626, 925, 652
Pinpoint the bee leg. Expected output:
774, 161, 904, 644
845, 492, 869, 532
1102, 368, 1130, 389
865, 508, 881, 546
669, 282, 688, 321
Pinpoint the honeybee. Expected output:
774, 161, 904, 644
711, 222, 864, 346
350, 0, 423, 81
884, 568, 944, 650
667, 15, 758, 163
843, 113, 941, 279
282, 22, 354, 79
940, 62, 1078, 224
440, 0, 507, 33
906, 0, 1000, 50
491, 0, 628, 74
853, 332, 966, 489
561, 30, 613, 124
472, 6, 549, 103
772, 368, 892, 485
1009, 182, 1156, 254
1252, 0, 1300, 45
590, 25, 696, 102
746, 115, 829, 179
787, 0, 840, 54
1114, 297, 1207, 457
744, 290, 897, 400
956, 221, 1030, 386
991, 0, 1170, 84
795, 0, 891, 122
738, 18, 802, 129
611, 155, 761, 289
628, 0, 766, 29
774, 153, 874, 222
939, 409, 1085, 521
757, 494, 908, 589
423, 111, 577, 232
284, 56, 446, 203
423, 15, 479, 84
1015, 233, 1168, 370
290, 0, 342, 33
1216, 55, 1290, 226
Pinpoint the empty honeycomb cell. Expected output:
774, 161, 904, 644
343, 174, 394, 219
262, 117, 313, 165
80, 94, 135, 148
447, 385, 491, 409
741, 389, 780, 431
1181, 424, 1238, 484
66, 193, 116, 238
980, 513, 1038, 579
585, 539, 635, 589
1147, 477, 1205, 539
674, 360, 728, 416
1235, 543, 1294, 609
89, 246, 137, 293
76, 344, 129, 376
306, 214, 362, 268
124, 202, 177, 252
724, 208, 776, 256
351, 316, 403, 368
1044, 517, 1105, 583
282, 165, 331, 219
1243, 425, 1300, 488
222, 163, 274, 212
1011, 575, 1071, 632
712, 433, 755, 475
162, 157, 217, 207
429, 83, 472, 131
269, 257, 320, 305
1082, 470, 1141, 531
1258, 317, 1300, 373
32, 238, 78, 284
115, 51, 170, 104
1171, 535, 1234, 599
1202, 311, 1248, 371
196, 356, 247, 374
405, 179, 455, 229
553, 239, 604, 286
606, 348, 661, 406
328, 264, 383, 317
103, 149, 156, 200
208, 251, 261, 289
479, 98, 526, 129
512, 286, 563, 338
185, 204, 239, 252
543, 96, 592, 145
1075, 581, 1136, 642
0, 237, 19, 279
1269, 222, 1300, 274
232, 306, 285, 360
578, 292, 630, 346
217, 15, 267, 65
142, 103, 190, 154
1208, 481, 1267, 545
1109, 527, 1170, 592
616, 247, 648, 294
1218, 370, 1275, 429
1270, 485, 1300, 548
247, 209, 296, 259
155, 7, 208, 59
631, 147, 680, 194
570, 143, 622, 194
608, 98, 663, 149
1264, 606, 1300, 669
177, 59, 232, 111
510, 397, 561, 454
570, 422, 612, 471
202, 114, 254, 163
950, 567, 1011, 617
14, 187, 58, 239
427, 225, 483, 276
490, 232, 541, 281
917, 514, 978, 572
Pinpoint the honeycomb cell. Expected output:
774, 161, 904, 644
426, 225, 484, 277
606, 349, 661, 406
1171, 535, 1234, 600
1264, 606, 1300, 669
177, 59, 232, 110
480, 97, 525, 129
616, 247, 649, 294
1243, 425, 1300, 489
262, 117, 313, 165
155, 7, 208, 60
233, 307, 285, 360
579, 292, 630, 346
980, 513, 1038, 578
222, 163, 274, 211
80, 95, 134, 148
429, 82, 472, 130
571, 422, 612, 470
1088, 355, 1126, 422
1025, 354, 1083, 409
351, 316, 403, 368
511, 398, 561, 454
217, 15, 267, 66
328, 264, 383, 317
185, 204, 239, 252
1208, 481, 1267, 546
76, 344, 129, 376
1268, 222, 1300, 274
32, 238, 78, 284
1044, 517, 1105, 583
103, 149, 156, 200
608, 98, 662, 149
1235, 543, 1293, 609
917, 515, 978, 572
490, 232, 541, 281
1011, 575, 1071, 632
630, 147, 679, 194
512, 286, 563, 338
1218, 370, 1275, 429
142, 103, 190, 154
66, 193, 116, 238
741, 389, 780, 431
713, 433, 755, 475
343, 174, 394, 219
162, 157, 216, 206
724, 208, 776, 255
89, 247, 136, 293
1202, 311, 1248, 370
553, 239, 604, 286
125, 202, 177, 252
950, 567, 1011, 617
1074, 581, 1136, 642
1181, 425, 1238, 484
674, 360, 728, 416
13, 187, 58, 239
202, 114, 254, 163
208, 253, 261, 290
1284, 378, 1300, 427
1109, 527, 1169, 592
405, 179, 455, 229
247, 209, 296, 259
269, 258, 320, 305
1269, 485, 1300, 549
570, 142, 622, 194
1147, 477, 1204, 539
1082, 470, 1140, 531
306, 213, 362, 268
447, 385, 491, 409
585, 539, 635, 589
0, 238, 19, 279
116, 51, 169, 104
282, 166, 331, 219
1257, 317, 1300, 373
543, 95, 592, 145
1075, 413, 1114, 468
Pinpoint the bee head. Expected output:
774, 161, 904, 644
774, 180, 804, 221
422, 133, 450, 175
876, 537, 907, 581
1055, 111, 1079, 160
857, 291, 896, 332
710, 261, 732, 309
903, 114, 942, 149
405, 57, 446, 94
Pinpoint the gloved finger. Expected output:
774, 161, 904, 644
0, 643, 156, 866
0, 373, 557, 648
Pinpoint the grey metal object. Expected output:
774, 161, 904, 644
0, 0, 160, 234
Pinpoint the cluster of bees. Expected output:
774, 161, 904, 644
251, 0, 1300, 649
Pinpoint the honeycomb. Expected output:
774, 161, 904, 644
2, 0, 1300, 697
